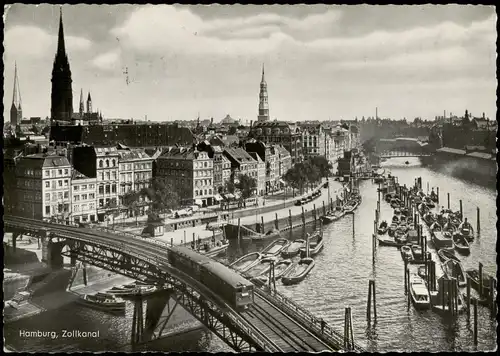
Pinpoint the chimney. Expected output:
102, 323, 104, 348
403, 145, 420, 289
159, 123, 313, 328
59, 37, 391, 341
483, 112, 485, 119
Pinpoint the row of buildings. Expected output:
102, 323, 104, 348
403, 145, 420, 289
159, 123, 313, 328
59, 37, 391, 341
4, 139, 293, 224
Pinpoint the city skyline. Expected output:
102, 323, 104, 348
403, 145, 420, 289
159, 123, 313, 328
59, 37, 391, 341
3, 4, 497, 123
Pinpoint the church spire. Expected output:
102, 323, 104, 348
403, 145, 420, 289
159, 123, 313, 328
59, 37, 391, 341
51, 6, 73, 123
87, 91, 92, 113
57, 7, 66, 58
79, 89, 84, 115
257, 63, 269, 122
10, 62, 22, 126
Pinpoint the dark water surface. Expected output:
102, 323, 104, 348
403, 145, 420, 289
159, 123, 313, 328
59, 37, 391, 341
5, 157, 497, 352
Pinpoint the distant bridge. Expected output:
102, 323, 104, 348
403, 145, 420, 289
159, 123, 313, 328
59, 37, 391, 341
4, 216, 366, 353
375, 137, 432, 158
379, 150, 432, 158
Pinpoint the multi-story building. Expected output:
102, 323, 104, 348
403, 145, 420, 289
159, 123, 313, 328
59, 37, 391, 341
71, 170, 97, 224
245, 141, 280, 193
156, 147, 214, 207
223, 147, 258, 184
249, 121, 303, 164
221, 154, 232, 191
301, 124, 326, 159
276, 145, 292, 187
15, 152, 71, 221
248, 152, 266, 195
212, 146, 225, 193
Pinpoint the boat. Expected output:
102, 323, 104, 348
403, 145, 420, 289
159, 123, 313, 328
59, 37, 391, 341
458, 220, 474, 242
281, 239, 306, 258
405, 161, 409, 165
299, 231, 324, 258
377, 236, 406, 247
432, 280, 466, 314
343, 200, 359, 214
392, 215, 399, 223
384, 194, 393, 203
452, 233, 470, 255
322, 208, 345, 223
442, 259, 467, 287
442, 222, 457, 235
422, 212, 435, 226
230, 252, 262, 273
261, 238, 290, 257
429, 222, 442, 232
107, 284, 156, 297
437, 249, 460, 263
394, 229, 408, 244
424, 197, 436, 209
245, 257, 277, 278
281, 258, 315, 285
411, 245, 423, 261
400, 245, 414, 261
377, 221, 389, 235
390, 199, 401, 209
199, 239, 229, 257
409, 274, 431, 309
77, 293, 126, 313
388, 223, 398, 237
430, 189, 438, 202
465, 269, 495, 295
431, 231, 454, 251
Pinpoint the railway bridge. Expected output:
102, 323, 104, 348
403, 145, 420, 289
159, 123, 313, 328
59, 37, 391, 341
4, 215, 366, 353
376, 137, 433, 158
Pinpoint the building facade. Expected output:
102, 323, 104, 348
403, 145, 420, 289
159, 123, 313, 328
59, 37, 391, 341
248, 152, 266, 195
249, 121, 303, 164
94, 147, 120, 221
276, 145, 292, 182
223, 147, 258, 185
301, 124, 326, 159
71, 170, 97, 224
156, 147, 214, 207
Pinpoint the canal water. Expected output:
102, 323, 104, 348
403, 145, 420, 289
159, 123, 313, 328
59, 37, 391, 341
4, 157, 496, 352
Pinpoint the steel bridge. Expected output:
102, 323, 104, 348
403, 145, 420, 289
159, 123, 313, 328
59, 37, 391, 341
4, 215, 366, 353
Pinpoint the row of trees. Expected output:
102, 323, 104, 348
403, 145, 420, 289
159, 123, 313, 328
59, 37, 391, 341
283, 156, 333, 194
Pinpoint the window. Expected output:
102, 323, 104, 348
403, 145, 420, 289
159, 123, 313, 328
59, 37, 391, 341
45, 182, 50, 188
45, 206, 50, 214
64, 169, 69, 175
52, 192, 57, 199
106, 172, 110, 180
45, 171, 50, 177
99, 160, 103, 168
74, 185, 79, 191
99, 186, 104, 194
105, 185, 110, 194
195, 190, 198, 196
64, 192, 68, 199
112, 159, 116, 167
89, 184, 94, 189
101, 172, 105, 180
58, 192, 63, 199
74, 205, 80, 212
81, 185, 87, 190
64, 180, 68, 186
89, 203, 95, 210
82, 194, 88, 200
58, 169, 62, 176
52, 170, 56, 177
58, 180, 63, 187
106, 160, 110, 167
82, 204, 88, 211
111, 184, 116, 193
89, 193, 95, 199
112, 171, 117, 180
45, 193, 50, 201
99, 199, 104, 207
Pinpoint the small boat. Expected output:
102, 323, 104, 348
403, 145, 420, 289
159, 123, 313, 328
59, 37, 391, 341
384, 194, 393, 203
394, 229, 408, 244
322, 208, 345, 223
429, 222, 442, 232
442, 259, 467, 287
443, 222, 456, 234
107, 284, 156, 296
261, 238, 290, 257
437, 249, 461, 263
245, 257, 277, 278
77, 293, 126, 313
400, 245, 414, 261
230, 252, 262, 273
377, 236, 406, 247
394, 208, 401, 216
377, 220, 389, 235
299, 231, 324, 258
392, 215, 399, 223
422, 212, 435, 226
272, 259, 294, 279
458, 221, 474, 242
452, 233, 470, 255
390, 199, 400, 209
411, 245, 423, 261
466, 269, 495, 295
343, 200, 359, 214
281, 239, 306, 258
409, 274, 431, 309
281, 258, 315, 285
405, 161, 409, 165
388, 223, 398, 237
432, 231, 454, 251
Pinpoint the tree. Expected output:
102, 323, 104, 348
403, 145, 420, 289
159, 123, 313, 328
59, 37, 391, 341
104, 198, 120, 228
228, 126, 237, 135
307, 156, 333, 179
140, 178, 180, 215
224, 176, 236, 194
235, 173, 257, 203
122, 190, 141, 225
303, 162, 320, 191
283, 165, 307, 194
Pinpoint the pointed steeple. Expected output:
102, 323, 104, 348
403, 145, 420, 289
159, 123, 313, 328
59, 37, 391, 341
79, 89, 84, 115
51, 6, 73, 122
258, 64, 269, 122
57, 7, 66, 58
86, 91, 92, 113
12, 62, 18, 106
10, 62, 22, 126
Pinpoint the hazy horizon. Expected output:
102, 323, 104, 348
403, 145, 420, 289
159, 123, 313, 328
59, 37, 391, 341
3, 4, 497, 123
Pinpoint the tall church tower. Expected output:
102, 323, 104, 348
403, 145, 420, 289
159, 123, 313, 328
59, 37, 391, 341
257, 64, 270, 122
51, 7, 73, 123
10, 62, 22, 126
79, 89, 84, 117
86, 92, 92, 113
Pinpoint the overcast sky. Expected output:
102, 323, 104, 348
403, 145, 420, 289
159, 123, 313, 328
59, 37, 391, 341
3, 4, 497, 123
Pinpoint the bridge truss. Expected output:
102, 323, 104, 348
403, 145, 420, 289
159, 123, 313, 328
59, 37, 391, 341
59, 238, 275, 352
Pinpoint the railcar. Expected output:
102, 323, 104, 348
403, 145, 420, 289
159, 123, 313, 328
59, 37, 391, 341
167, 246, 254, 310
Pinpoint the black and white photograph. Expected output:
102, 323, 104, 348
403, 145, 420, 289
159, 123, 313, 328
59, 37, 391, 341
2, 4, 497, 353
